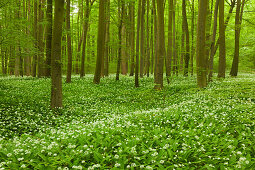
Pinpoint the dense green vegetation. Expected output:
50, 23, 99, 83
0, 75, 254, 169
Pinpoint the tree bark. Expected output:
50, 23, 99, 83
218, 0, 226, 78
66, 0, 72, 83
140, 0, 146, 78
32, 0, 38, 77
135, 0, 142, 87
182, 0, 189, 77
154, 0, 165, 90
51, 0, 64, 109
196, 0, 208, 88
93, 0, 106, 84
129, 1, 135, 76
166, 0, 173, 82
208, 0, 219, 82
45, 0, 52, 77
230, 0, 245, 77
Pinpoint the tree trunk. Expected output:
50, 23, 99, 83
45, 0, 52, 77
93, 0, 106, 84
154, 0, 165, 90
135, 0, 142, 87
166, 0, 173, 82
129, 1, 135, 76
80, 0, 90, 78
145, 0, 150, 77
32, 0, 38, 77
140, 0, 146, 78
208, 0, 219, 82
116, 0, 123, 80
190, 0, 195, 76
230, 0, 245, 77
196, 0, 208, 88
37, 0, 44, 78
218, 0, 226, 78
51, 0, 64, 109
66, 0, 72, 83
104, 0, 110, 77
182, 0, 190, 77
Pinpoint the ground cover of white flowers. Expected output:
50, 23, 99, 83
0, 74, 254, 169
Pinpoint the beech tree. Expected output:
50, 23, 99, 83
51, 0, 64, 109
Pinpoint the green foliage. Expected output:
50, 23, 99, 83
0, 74, 254, 169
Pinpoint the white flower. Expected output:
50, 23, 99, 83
21, 164, 26, 168
114, 155, 119, 159
160, 160, 165, 164
237, 151, 242, 155
18, 157, 24, 161
115, 163, 121, 168
131, 163, 136, 167
7, 153, 12, 157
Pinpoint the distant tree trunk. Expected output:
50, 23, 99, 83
166, 0, 173, 83
94, 0, 106, 84
196, 0, 208, 88
32, 0, 38, 77
9, 46, 15, 75
1, 48, 5, 75
45, 0, 52, 77
182, 0, 190, 77
190, 0, 195, 76
218, 0, 226, 78
66, 0, 72, 83
145, 0, 150, 77
15, 0, 21, 77
154, 0, 165, 90
37, 0, 44, 78
129, 1, 135, 76
212, 0, 236, 58
80, 0, 90, 78
208, 0, 219, 82
172, 0, 177, 75
25, 0, 32, 76
51, 0, 64, 109
150, 6, 154, 75
205, 1, 212, 75
140, 0, 146, 78
104, 0, 110, 77
116, 0, 123, 80
230, 0, 245, 77
135, 0, 142, 87
153, 0, 158, 82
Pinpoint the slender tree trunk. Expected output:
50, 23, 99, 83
166, 0, 173, 83
116, 0, 123, 80
66, 0, 72, 83
129, 2, 135, 76
94, 0, 106, 84
51, 0, 64, 109
190, 0, 195, 76
208, 0, 219, 82
182, 0, 189, 77
196, 0, 208, 88
37, 0, 44, 78
173, 0, 177, 75
153, 0, 158, 82
150, 6, 154, 75
145, 0, 150, 77
218, 0, 226, 78
154, 0, 165, 90
230, 0, 245, 76
140, 0, 146, 78
135, 0, 142, 87
32, 0, 38, 77
80, 0, 90, 78
104, 0, 110, 77
45, 0, 52, 77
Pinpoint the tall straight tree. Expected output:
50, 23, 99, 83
140, 0, 146, 78
218, 0, 226, 78
93, 0, 106, 84
80, 0, 92, 78
135, 0, 142, 87
45, 0, 52, 77
66, 0, 72, 83
154, 0, 165, 90
230, 0, 245, 76
182, 0, 190, 76
166, 0, 173, 83
51, 0, 64, 109
129, 1, 135, 76
196, 0, 208, 88
32, 0, 38, 77
208, 0, 219, 82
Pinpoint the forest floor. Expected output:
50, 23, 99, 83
0, 74, 254, 169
